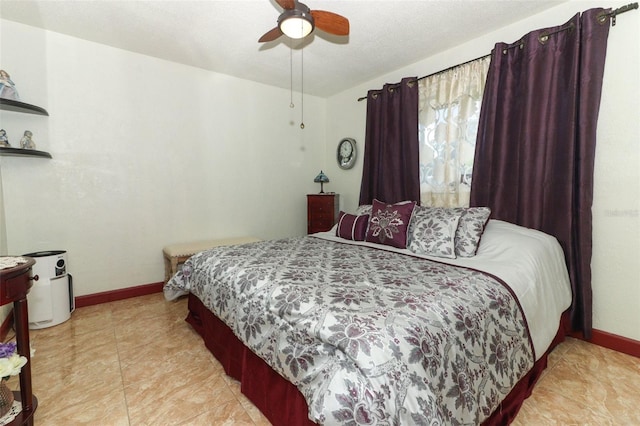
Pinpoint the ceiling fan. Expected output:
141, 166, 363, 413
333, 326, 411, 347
258, 0, 349, 42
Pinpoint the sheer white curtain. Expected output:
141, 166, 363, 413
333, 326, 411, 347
418, 56, 490, 207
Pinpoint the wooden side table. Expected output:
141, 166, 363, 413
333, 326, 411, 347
307, 193, 339, 234
0, 257, 38, 426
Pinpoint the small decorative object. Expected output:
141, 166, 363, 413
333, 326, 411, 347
337, 138, 356, 169
20, 130, 35, 150
0, 129, 9, 147
0, 257, 29, 270
0, 342, 27, 418
0, 342, 27, 378
0, 378, 13, 419
0, 70, 20, 101
314, 170, 330, 193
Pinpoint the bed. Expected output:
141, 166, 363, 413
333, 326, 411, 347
164, 203, 572, 425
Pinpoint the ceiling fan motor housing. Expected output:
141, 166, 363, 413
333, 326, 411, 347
278, 2, 315, 38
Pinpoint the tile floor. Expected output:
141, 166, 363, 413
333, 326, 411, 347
5, 292, 640, 425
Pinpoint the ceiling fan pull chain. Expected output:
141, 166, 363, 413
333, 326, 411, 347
300, 45, 305, 129
289, 46, 295, 108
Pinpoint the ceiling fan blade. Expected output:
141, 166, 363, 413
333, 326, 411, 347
259, 26, 283, 42
275, 0, 296, 10
310, 10, 349, 36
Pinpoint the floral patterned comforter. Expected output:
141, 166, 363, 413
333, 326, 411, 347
165, 236, 534, 425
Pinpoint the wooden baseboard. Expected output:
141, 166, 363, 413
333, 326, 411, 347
74, 282, 164, 308
0, 310, 14, 341
587, 329, 640, 358
571, 328, 640, 358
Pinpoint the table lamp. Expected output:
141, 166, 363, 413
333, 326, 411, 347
313, 170, 329, 193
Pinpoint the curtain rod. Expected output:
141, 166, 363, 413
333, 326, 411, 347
600, 2, 638, 25
356, 2, 638, 102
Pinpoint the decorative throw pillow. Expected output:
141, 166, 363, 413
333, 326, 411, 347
355, 204, 372, 216
336, 211, 370, 241
365, 199, 416, 249
408, 208, 461, 258
451, 207, 492, 257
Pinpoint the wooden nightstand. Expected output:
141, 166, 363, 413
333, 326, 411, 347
0, 257, 38, 425
307, 194, 339, 234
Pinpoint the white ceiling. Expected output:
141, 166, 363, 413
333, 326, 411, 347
0, 0, 566, 97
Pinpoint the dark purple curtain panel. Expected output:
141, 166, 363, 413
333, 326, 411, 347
359, 77, 420, 205
470, 9, 610, 338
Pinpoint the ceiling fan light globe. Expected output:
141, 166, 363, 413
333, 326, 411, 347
278, 8, 314, 39
280, 17, 313, 38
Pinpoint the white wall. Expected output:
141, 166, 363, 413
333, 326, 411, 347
325, 0, 640, 341
0, 20, 327, 299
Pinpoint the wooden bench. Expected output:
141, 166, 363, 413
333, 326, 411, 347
163, 237, 260, 284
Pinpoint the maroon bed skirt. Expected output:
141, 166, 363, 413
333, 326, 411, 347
186, 293, 566, 426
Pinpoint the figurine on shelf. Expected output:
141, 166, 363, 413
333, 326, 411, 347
0, 129, 10, 147
0, 69, 20, 101
20, 130, 35, 150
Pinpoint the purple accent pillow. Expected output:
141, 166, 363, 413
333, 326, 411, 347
336, 211, 370, 241
365, 199, 417, 249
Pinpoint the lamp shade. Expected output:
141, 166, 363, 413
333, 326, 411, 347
314, 170, 329, 183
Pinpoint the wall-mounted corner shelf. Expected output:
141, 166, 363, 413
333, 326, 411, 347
0, 98, 49, 116
0, 98, 51, 158
0, 147, 52, 158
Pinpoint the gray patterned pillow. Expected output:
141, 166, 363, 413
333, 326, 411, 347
408, 208, 461, 258
355, 204, 372, 216
451, 207, 492, 257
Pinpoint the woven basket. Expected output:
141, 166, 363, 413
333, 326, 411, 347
0, 379, 13, 418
